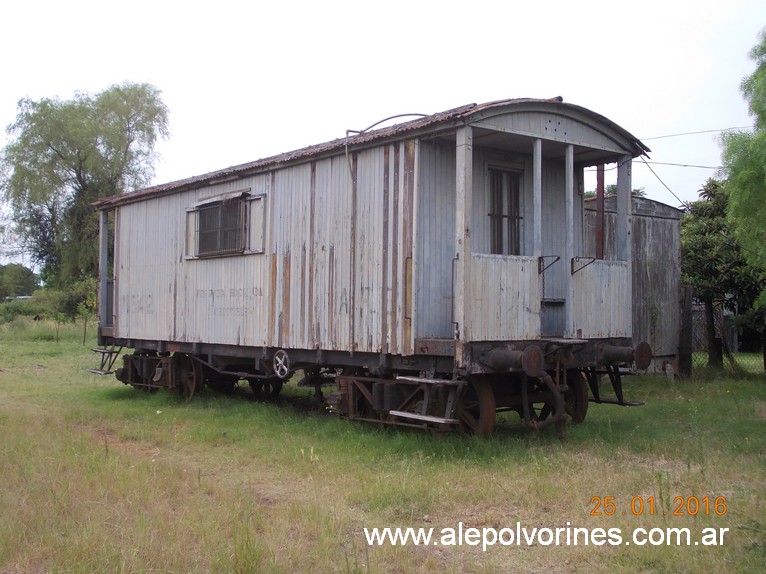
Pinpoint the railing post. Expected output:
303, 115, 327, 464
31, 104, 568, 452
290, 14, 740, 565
98, 210, 109, 331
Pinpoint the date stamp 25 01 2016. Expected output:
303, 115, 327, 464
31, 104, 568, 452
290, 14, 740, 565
590, 495, 728, 517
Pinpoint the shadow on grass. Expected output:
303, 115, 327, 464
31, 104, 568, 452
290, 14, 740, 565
88, 372, 762, 464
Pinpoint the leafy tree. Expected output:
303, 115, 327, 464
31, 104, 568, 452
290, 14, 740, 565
0, 263, 39, 298
681, 179, 765, 368
720, 27, 766, 308
0, 82, 169, 286
584, 184, 646, 199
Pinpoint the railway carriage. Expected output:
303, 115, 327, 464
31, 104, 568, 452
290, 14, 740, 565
93, 97, 652, 435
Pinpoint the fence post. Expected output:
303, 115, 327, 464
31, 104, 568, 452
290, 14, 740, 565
679, 285, 693, 378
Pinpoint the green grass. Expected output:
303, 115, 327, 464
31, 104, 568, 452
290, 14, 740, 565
1, 321, 764, 573
692, 351, 764, 376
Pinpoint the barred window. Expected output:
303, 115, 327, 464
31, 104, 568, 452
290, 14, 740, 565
185, 191, 265, 259
198, 198, 245, 256
488, 169, 522, 255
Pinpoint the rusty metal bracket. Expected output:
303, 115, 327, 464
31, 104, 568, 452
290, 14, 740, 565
571, 256, 596, 275
538, 255, 560, 274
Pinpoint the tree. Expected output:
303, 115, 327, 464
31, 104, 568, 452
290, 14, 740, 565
681, 179, 765, 368
720, 27, 766, 309
0, 82, 169, 286
584, 184, 646, 199
0, 263, 39, 298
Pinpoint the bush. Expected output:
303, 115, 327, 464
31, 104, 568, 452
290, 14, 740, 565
0, 279, 98, 325
0, 297, 47, 323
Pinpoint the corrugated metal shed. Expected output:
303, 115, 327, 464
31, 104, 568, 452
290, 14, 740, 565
584, 196, 683, 362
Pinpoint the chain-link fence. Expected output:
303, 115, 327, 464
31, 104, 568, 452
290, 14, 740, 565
691, 302, 764, 375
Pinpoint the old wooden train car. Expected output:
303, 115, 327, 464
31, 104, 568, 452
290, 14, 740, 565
93, 97, 652, 435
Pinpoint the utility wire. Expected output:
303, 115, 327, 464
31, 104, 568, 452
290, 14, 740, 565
585, 160, 720, 172
642, 126, 752, 141
643, 161, 720, 169
639, 158, 689, 208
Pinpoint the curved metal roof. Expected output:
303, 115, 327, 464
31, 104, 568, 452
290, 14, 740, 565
94, 97, 649, 209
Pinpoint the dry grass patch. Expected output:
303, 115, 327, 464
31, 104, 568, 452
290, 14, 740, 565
0, 331, 764, 573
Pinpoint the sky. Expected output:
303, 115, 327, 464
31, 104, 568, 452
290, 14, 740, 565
1, 0, 765, 264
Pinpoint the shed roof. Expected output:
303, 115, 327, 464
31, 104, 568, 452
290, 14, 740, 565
584, 195, 684, 219
94, 97, 650, 209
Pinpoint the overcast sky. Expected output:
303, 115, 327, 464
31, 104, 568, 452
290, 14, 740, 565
1, 0, 764, 222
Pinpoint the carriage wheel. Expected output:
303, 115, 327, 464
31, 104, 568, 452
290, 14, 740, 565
249, 378, 284, 400
455, 379, 496, 437
564, 369, 589, 424
177, 355, 203, 401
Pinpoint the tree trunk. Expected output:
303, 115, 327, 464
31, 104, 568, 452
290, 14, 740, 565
705, 298, 723, 368
762, 329, 766, 372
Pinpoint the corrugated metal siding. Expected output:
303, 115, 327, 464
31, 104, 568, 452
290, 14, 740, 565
270, 164, 311, 349
466, 255, 540, 341
309, 156, 353, 351
115, 196, 182, 342
115, 145, 416, 356
415, 140, 456, 338
352, 142, 415, 354
354, 147, 385, 351
568, 260, 630, 338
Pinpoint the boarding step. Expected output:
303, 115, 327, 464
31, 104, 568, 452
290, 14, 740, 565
388, 410, 460, 425
88, 368, 114, 376
589, 398, 645, 407
90, 345, 123, 375
395, 376, 463, 386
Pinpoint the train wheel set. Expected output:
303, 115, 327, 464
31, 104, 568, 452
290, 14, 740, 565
109, 347, 640, 437
113, 352, 286, 402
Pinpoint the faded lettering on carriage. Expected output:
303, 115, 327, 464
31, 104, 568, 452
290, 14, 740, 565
124, 293, 154, 315
196, 287, 264, 317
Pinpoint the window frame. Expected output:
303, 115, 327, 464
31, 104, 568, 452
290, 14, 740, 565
185, 189, 266, 259
197, 196, 247, 257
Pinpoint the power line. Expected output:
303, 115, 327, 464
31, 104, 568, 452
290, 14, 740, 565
642, 161, 720, 170
586, 160, 720, 173
641, 127, 752, 141
639, 158, 689, 208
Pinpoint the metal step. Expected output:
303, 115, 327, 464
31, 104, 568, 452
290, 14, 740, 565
395, 376, 463, 386
589, 398, 645, 407
90, 345, 123, 374
388, 410, 459, 424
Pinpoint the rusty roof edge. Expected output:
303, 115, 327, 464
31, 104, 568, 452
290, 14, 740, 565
93, 97, 648, 209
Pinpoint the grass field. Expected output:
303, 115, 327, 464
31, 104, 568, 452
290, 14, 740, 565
1, 319, 765, 573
